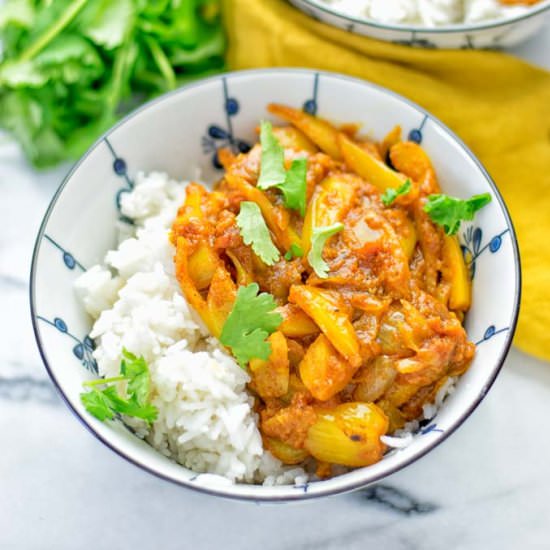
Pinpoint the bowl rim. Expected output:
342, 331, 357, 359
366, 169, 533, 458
30, 67, 521, 502
292, 0, 550, 34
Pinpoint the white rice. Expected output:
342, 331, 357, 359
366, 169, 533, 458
75, 172, 307, 485
321, 0, 530, 26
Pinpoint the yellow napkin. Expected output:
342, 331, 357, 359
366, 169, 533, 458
223, 0, 550, 361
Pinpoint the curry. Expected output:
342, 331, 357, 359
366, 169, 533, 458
170, 104, 479, 477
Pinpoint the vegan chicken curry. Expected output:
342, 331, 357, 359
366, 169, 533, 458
171, 104, 488, 477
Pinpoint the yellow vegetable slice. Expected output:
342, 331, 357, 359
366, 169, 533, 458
399, 215, 418, 260
271, 126, 319, 154
206, 266, 237, 336
289, 285, 362, 368
249, 331, 289, 399
441, 234, 471, 311
299, 334, 357, 401
187, 242, 220, 290
174, 237, 223, 338
305, 403, 389, 467
379, 125, 402, 160
302, 174, 358, 257
338, 133, 406, 191
278, 304, 320, 338
268, 103, 342, 160
264, 437, 309, 465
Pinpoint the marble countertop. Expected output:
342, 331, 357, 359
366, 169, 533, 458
2, 30, 550, 550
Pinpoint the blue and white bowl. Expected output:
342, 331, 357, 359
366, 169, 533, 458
289, 0, 550, 48
30, 69, 521, 501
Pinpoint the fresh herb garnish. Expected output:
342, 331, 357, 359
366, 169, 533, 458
381, 179, 411, 206
308, 223, 344, 278
257, 121, 307, 216
423, 193, 492, 235
284, 243, 304, 261
236, 201, 280, 265
0, 0, 225, 167
258, 120, 286, 188
219, 283, 283, 368
80, 348, 158, 424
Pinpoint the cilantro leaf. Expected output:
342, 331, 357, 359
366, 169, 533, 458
121, 348, 151, 407
258, 120, 286, 188
308, 223, 344, 278
381, 179, 411, 207
80, 349, 158, 424
280, 158, 308, 216
220, 283, 283, 368
0, 0, 226, 167
285, 243, 304, 261
257, 121, 307, 216
236, 201, 280, 266
80, 389, 115, 421
424, 193, 492, 235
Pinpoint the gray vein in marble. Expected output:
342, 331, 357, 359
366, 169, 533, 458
0, 273, 27, 289
357, 484, 438, 516
0, 376, 58, 404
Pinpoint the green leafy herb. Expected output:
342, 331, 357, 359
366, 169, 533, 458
381, 179, 411, 206
257, 121, 307, 216
424, 193, 492, 235
308, 223, 344, 278
220, 283, 283, 368
236, 201, 280, 266
279, 158, 308, 216
80, 348, 158, 424
258, 120, 286, 188
0, 0, 225, 167
284, 243, 304, 261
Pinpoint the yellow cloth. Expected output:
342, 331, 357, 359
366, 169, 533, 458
223, 0, 550, 361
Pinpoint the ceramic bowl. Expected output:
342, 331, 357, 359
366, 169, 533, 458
31, 69, 520, 502
289, 0, 550, 48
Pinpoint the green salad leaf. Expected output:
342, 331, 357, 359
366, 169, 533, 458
308, 223, 344, 278
220, 283, 283, 368
424, 193, 492, 235
80, 348, 158, 424
0, 0, 226, 167
236, 201, 280, 266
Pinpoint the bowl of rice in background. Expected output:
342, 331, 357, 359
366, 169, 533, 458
30, 69, 520, 502
289, 0, 550, 48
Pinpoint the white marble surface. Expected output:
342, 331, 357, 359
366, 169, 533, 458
2, 30, 550, 550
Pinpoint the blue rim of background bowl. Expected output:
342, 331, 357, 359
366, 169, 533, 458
293, 0, 550, 34
30, 68, 522, 502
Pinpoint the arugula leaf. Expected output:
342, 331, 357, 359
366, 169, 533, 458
220, 283, 283, 368
381, 179, 411, 207
308, 223, 344, 278
284, 243, 304, 261
236, 201, 280, 266
258, 120, 286, 188
80, 349, 158, 424
424, 193, 492, 235
257, 121, 307, 216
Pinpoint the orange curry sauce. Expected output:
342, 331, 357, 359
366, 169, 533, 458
170, 104, 475, 478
